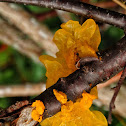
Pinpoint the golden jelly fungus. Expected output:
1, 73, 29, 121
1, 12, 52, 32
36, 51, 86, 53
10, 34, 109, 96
40, 19, 101, 88
38, 20, 107, 126
41, 87, 108, 126
31, 100, 45, 122
53, 89, 67, 104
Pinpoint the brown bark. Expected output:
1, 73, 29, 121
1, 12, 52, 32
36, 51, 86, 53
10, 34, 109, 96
30, 37, 126, 120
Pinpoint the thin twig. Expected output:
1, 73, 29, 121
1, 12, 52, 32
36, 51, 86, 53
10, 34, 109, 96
94, 85, 126, 118
0, 0, 125, 30
0, 83, 46, 97
108, 66, 126, 124
113, 0, 126, 10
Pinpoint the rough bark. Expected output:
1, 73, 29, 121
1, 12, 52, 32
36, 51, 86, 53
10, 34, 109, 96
29, 37, 126, 120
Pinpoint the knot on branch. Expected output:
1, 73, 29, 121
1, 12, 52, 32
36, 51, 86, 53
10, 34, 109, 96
76, 57, 100, 73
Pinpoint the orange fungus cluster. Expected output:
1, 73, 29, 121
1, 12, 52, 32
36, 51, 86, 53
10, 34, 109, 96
41, 87, 108, 126
53, 89, 67, 104
31, 19, 108, 125
31, 100, 45, 122
40, 19, 101, 88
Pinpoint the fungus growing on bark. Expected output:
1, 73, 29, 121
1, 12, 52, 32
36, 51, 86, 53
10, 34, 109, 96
31, 19, 107, 125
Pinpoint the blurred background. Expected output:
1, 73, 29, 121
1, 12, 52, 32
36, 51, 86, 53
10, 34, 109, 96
0, 0, 126, 125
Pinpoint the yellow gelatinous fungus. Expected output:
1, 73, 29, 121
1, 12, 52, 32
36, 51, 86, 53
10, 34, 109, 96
33, 19, 107, 125
40, 19, 101, 88
41, 87, 108, 126
53, 89, 67, 104
31, 100, 45, 122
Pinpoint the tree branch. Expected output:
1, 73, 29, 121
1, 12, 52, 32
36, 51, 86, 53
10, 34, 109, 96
95, 85, 126, 118
113, 0, 126, 10
108, 66, 126, 124
1, 35, 126, 125
0, 0, 125, 30
29, 36, 126, 120
0, 83, 45, 97
0, 36, 126, 125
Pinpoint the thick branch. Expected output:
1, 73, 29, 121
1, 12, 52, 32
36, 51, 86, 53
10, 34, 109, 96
0, 0, 126, 30
30, 36, 126, 120
1, 37, 126, 125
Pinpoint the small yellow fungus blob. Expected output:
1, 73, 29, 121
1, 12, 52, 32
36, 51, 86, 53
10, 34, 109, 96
40, 19, 101, 88
31, 100, 45, 122
31, 110, 42, 122
41, 87, 108, 126
53, 89, 67, 104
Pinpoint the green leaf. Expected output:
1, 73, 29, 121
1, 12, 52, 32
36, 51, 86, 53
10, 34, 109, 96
14, 52, 46, 82
0, 98, 11, 108
99, 26, 124, 50
0, 50, 10, 67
